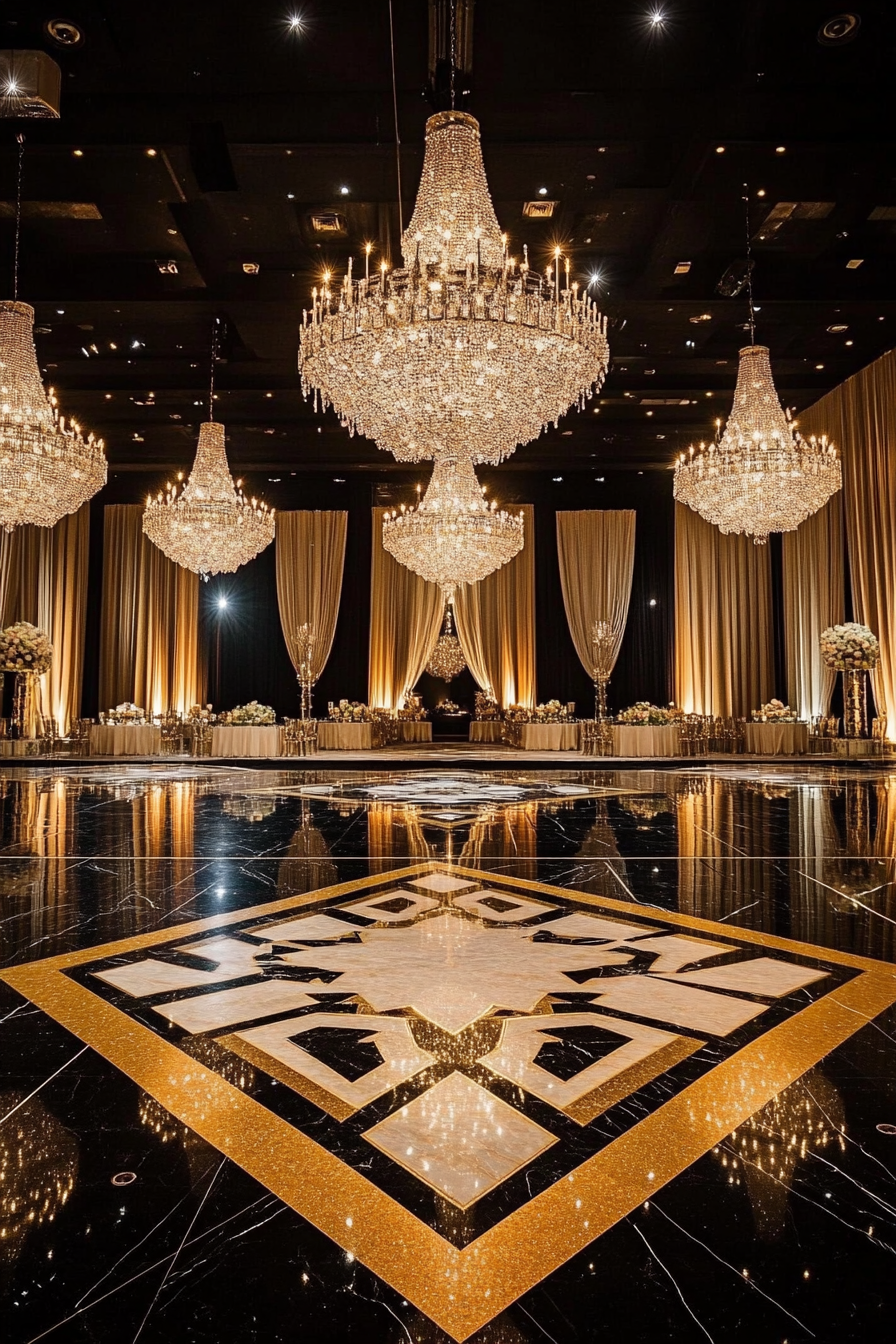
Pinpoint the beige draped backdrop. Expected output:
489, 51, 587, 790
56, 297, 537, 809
454, 504, 536, 708
797, 350, 896, 738
0, 507, 90, 732
674, 502, 773, 716
99, 504, 199, 715
782, 496, 844, 719
369, 507, 444, 710
275, 511, 347, 681
556, 510, 636, 676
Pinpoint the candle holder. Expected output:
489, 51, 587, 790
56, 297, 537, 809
843, 668, 868, 739
590, 618, 615, 723
295, 622, 317, 722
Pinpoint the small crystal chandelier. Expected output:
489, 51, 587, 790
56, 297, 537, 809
143, 325, 274, 577
0, 137, 106, 531
425, 605, 467, 681
299, 110, 610, 464
383, 453, 523, 601
673, 188, 840, 544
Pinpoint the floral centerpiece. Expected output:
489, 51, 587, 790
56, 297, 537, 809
108, 702, 145, 723
474, 690, 500, 721
752, 699, 797, 722
436, 699, 462, 715
398, 694, 428, 722
188, 704, 215, 722
329, 699, 371, 722
0, 621, 52, 673
225, 700, 276, 725
820, 623, 880, 671
616, 702, 683, 725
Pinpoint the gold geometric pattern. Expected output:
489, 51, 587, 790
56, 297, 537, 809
4, 862, 895, 1342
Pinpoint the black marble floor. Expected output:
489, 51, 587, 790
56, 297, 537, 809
1, 762, 895, 1343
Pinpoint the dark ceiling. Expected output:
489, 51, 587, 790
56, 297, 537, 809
2, 0, 896, 491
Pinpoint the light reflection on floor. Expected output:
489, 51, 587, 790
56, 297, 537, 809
1, 763, 895, 1343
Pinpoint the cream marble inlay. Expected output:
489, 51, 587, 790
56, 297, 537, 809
409, 873, 478, 893
339, 889, 441, 923
586, 975, 767, 1035
546, 912, 661, 941
660, 957, 829, 997
155, 980, 318, 1033
452, 889, 558, 923
363, 1071, 557, 1208
249, 913, 362, 942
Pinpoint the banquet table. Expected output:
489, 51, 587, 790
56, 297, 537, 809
469, 721, 504, 743
90, 724, 162, 756
517, 722, 580, 751
397, 721, 433, 743
317, 721, 374, 750
744, 721, 809, 756
210, 725, 284, 757
611, 724, 681, 757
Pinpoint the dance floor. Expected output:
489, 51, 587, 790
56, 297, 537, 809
2, 762, 895, 1343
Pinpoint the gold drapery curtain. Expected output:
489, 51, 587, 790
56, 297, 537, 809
99, 504, 199, 715
275, 511, 347, 682
0, 507, 90, 733
797, 350, 896, 737
782, 496, 844, 719
674, 502, 773, 716
369, 508, 444, 710
556, 510, 636, 676
454, 504, 536, 708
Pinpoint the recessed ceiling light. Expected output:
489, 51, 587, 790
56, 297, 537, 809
72, 149, 83, 157
56, 308, 64, 314
775, 145, 786, 154
552, 476, 563, 482
645, 410, 653, 416
816, 363, 825, 370
689, 313, 712, 323
333, 477, 345, 483
145, 148, 157, 157
287, 193, 295, 199
538, 186, 548, 196
715, 146, 725, 154
44, 18, 84, 47
756, 189, 766, 197
674, 261, 691, 274
339, 185, 349, 195
846, 258, 864, 268
265, 392, 273, 398
243, 262, 260, 274
827, 323, 848, 333
845, 339, 854, 346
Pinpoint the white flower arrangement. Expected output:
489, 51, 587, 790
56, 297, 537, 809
108, 702, 146, 722
820, 622, 880, 671
617, 701, 683, 725
752, 699, 797, 722
227, 700, 276, 725
330, 699, 371, 722
0, 621, 52, 674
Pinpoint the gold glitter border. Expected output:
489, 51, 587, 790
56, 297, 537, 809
4, 862, 896, 1340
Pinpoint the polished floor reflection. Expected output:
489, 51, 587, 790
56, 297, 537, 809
1, 764, 896, 1342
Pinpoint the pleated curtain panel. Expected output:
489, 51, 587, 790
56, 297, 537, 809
369, 507, 444, 711
556, 510, 636, 679
674, 502, 773, 717
275, 511, 348, 683
797, 349, 896, 738
453, 504, 537, 708
99, 504, 200, 715
782, 496, 845, 720
0, 506, 90, 733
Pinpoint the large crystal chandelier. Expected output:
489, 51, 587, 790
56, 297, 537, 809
299, 110, 610, 464
143, 421, 274, 578
425, 604, 467, 681
383, 453, 523, 600
673, 344, 841, 544
0, 133, 106, 530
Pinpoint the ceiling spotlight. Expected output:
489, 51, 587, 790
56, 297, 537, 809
674, 261, 691, 274
827, 323, 848, 333
775, 145, 786, 154
715, 146, 726, 154
286, 12, 306, 34
649, 9, 666, 24
756, 189, 766, 197
538, 186, 548, 196
243, 262, 260, 274
339, 185, 349, 195
845, 258, 863, 269
816, 363, 825, 370
845, 339, 854, 346
145, 147, 158, 157
217, 595, 228, 610
44, 18, 85, 48
72, 148, 83, 157
817, 12, 861, 46
689, 313, 712, 323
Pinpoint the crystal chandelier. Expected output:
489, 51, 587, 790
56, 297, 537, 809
299, 110, 610, 464
383, 452, 523, 600
673, 344, 841, 544
425, 605, 467, 681
0, 135, 106, 531
143, 421, 274, 578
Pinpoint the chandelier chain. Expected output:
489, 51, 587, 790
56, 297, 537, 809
743, 181, 756, 346
388, 0, 404, 237
13, 134, 24, 303
208, 318, 219, 421
449, 0, 457, 110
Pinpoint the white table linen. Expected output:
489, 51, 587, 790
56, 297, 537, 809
744, 722, 809, 756
210, 725, 283, 757
611, 725, 681, 757
90, 724, 162, 756
517, 723, 580, 751
317, 721, 374, 750
469, 721, 504, 743
397, 722, 433, 742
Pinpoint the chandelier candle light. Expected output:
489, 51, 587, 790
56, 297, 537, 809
0, 137, 106, 531
673, 186, 840, 544
143, 327, 274, 578
383, 453, 523, 602
298, 111, 610, 465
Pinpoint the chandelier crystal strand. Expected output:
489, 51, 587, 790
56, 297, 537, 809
299, 111, 610, 464
382, 452, 523, 600
142, 421, 274, 578
673, 345, 841, 544
425, 604, 467, 681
